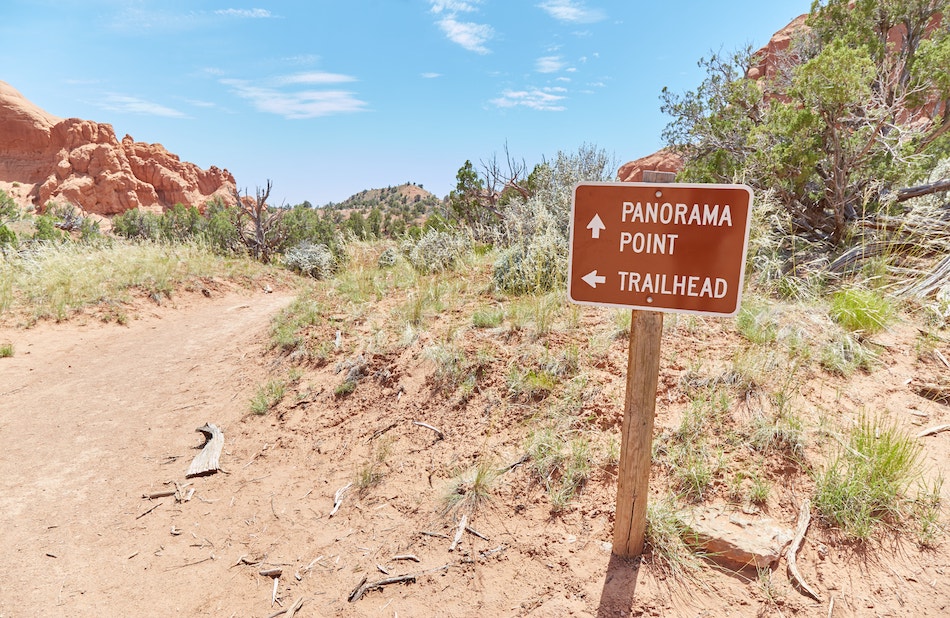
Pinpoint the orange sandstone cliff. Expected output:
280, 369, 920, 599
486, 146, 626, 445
0, 81, 236, 215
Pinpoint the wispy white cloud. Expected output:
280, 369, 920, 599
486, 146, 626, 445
98, 94, 188, 118
537, 0, 605, 23
490, 88, 566, 111
221, 74, 368, 119
536, 56, 566, 73
182, 98, 217, 108
274, 72, 356, 86
430, 0, 493, 54
214, 8, 272, 18
436, 17, 493, 54
283, 54, 320, 66
430, 0, 481, 14
421, 72, 442, 79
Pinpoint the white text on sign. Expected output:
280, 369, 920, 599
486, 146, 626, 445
621, 201, 733, 227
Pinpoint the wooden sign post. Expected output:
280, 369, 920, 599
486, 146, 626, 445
612, 309, 663, 557
567, 178, 753, 559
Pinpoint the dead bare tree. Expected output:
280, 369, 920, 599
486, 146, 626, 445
480, 143, 534, 205
232, 180, 287, 264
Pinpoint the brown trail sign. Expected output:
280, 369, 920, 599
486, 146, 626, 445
569, 181, 753, 558
569, 182, 753, 317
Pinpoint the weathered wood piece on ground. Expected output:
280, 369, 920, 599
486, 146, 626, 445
787, 499, 821, 602
412, 420, 444, 441
265, 596, 304, 618
186, 423, 224, 477
449, 514, 468, 552
895, 178, 950, 203
914, 381, 950, 405
918, 424, 950, 438
329, 482, 353, 517
348, 565, 451, 602
144, 489, 177, 499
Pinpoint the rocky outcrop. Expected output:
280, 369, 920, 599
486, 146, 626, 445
746, 14, 809, 81
0, 81, 236, 215
617, 149, 684, 182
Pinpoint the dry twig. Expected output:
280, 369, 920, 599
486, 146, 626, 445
143, 489, 177, 499
348, 565, 451, 602
412, 420, 444, 440
329, 482, 353, 517
917, 424, 950, 438
449, 514, 468, 552
135, 502, 163, 520
787, 499, 821, 602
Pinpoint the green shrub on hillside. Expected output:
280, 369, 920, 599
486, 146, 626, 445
32, 215, 65, 242
112, 208, 161, 240
405, 229, 470, 273
283, 241, 337, 279
493, 225, 566, 294
0, 225, 16, 247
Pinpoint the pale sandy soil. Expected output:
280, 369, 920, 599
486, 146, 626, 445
0, 286, 948, 617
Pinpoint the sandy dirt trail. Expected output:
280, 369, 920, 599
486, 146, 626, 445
0, 291, 292, 616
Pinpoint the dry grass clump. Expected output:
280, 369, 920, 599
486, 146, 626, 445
1, 241, 270, 323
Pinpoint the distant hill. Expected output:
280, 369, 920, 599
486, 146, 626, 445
326, 182, 440, 212
322, 182, 443, 239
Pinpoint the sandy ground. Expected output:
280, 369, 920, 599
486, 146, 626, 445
1, 288, 948, 617
0, 290, 294, 616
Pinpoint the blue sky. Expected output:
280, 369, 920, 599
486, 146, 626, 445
1, 1, 811, 206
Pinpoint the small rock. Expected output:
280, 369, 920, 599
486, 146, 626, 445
683, 506, 795, 571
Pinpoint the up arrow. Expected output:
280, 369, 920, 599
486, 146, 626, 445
582, 270, 607, 288
587, 214, 606, 239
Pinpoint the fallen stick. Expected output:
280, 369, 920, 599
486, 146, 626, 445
144, 489, 177, 499
135, 502, 163, 520
285, 597, 304, 618
186, 423, 225, 478
936, 349, 950, 371
914, 382, 950, 404
420, 531, 449, 539
260, 568, 283, 578
348, 564, 451, 602
271, 576, 279, 606
392, 554, 420, 562
787, 499, 821, 602
164, 555, 214, 571
412, 421, 444, 441
465, 525, 489, 541
500, 453, 530, 474
917, 424, 950, 438
480, 544, 506, 559
449, 514, 467, 552
329, 482, 353, 517
368, 422, 398, 443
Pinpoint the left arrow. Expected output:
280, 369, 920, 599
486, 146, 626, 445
582, 270, 607, 288
587, 214, 606, 239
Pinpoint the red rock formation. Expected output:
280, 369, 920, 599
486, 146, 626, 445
617, 149, 684, 182
746, 14, 809, 81
0, 81, 236, 215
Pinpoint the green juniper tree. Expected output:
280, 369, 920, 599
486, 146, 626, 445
662, 0, 950, 244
